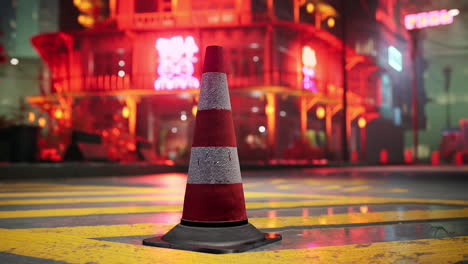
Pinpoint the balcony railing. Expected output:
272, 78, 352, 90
47, 72, 372, 108
116, 11, 271, 29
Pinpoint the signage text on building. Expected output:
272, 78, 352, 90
154, 36, 200, 91
404, 9, 459, 30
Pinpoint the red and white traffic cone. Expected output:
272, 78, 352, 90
143, 46, 281, 254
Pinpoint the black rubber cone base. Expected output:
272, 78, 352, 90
142, 223, 281, 254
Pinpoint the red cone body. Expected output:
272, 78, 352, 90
182, 46, 247, 225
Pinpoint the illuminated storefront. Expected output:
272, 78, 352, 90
29, 0, 381, 164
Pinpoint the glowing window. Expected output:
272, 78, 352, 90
302, 46, 318, 92
388, 46, 402, 72
154, 36, 200, 91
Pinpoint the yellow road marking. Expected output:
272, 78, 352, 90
0, 186, 141, 192
0, 196, 184, 205
271, 179, 286, 184
26, 223, 175, 238
250, 192, 468, 206
0, 204, 182, 218
1, 196, 468, 218
24, 208, 468, 238
0, 192, 335, 205
0, 191, 345, 204
0, 228, 466, 264
0, 188, 182, 198
247, 192, 354, 200
342, 185, 370, 192
0, 183, 406, 196
0, 191, 341, 205
243, 182, 264, 188
0, 183, 172, 191
0, 183, 65, 187
305, 179, 383, 185
276, 184, 297, 190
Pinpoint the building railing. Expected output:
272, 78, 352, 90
116, 11, 271, 29
50, 73, 269, 94
50, 75, 132, 93
48, 72, 372, 107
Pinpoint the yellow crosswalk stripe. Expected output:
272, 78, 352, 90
0, 188, 182, 197
0, 193, 330, 206
0, 192, 334, 205
389, 188, 409, 193
0, 204, 182, 218
342, 185, 370, 192
276, 184, 297, 190
0, 183, 174, 191
0, 228, 466, 264
1, 197, 467, 218
271, 179, 286, 184
23, 208, 468, 238
0, 195, 184, 205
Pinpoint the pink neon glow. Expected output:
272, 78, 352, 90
405, 9, 458, 30
302, 46, 318, 92
154, 36, 200, 91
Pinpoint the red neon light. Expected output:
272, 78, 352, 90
405, 9, 459, 30
154, 36, 200, 91
302, 46, 318, 92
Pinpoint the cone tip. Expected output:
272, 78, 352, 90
203, 46, 225, 73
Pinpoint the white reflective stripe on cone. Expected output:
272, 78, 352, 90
187, 147, 242, 184
198, 72, 231, 111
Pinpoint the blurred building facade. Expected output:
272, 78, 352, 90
343, 0, 419, 163
406, 0, 468, 161
0, 0, 58, 125
28, 0, 416, 164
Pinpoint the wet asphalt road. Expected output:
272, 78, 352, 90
0, 166, 467, 263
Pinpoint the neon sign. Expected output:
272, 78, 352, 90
404, 9, 459, 30
302, 46, 318, 92
154, 36, 200, 91
388, 46, 402, 72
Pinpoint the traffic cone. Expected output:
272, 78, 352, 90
143, 46, 281, 254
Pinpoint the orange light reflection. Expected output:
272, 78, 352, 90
360, 205, 369, 214
267, 210, 277, 228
